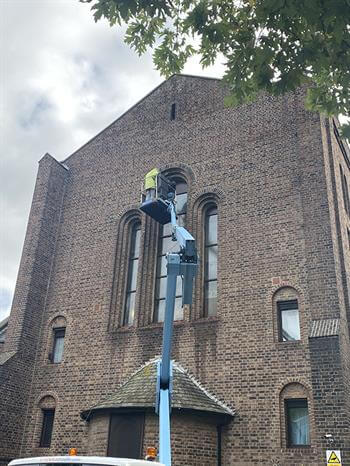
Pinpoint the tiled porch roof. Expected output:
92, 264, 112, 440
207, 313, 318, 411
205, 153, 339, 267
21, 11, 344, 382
81, 359, 234, 421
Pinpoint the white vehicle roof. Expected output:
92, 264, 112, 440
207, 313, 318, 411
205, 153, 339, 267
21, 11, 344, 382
8, 457, 164, 466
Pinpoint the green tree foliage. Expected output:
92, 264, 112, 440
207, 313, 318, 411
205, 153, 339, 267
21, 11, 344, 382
81, 0, 350, 137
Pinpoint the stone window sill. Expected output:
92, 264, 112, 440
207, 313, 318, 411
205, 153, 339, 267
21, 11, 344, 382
116, 317, 220, 332
275, 340, 303, 350
135, 320, 187, 331
283, 445, 312, 451
115, 325, 137, 333
190, 316, 220, 325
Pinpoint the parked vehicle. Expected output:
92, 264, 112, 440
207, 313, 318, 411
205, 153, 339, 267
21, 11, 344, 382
8, 455, 164, 466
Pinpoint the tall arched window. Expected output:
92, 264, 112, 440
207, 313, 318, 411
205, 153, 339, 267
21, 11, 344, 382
123, 222, 141, 325
204, 206, 217, 316
154, 180, 187, 322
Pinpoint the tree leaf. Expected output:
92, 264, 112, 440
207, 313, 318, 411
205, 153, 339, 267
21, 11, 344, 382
82, 0, 350, 121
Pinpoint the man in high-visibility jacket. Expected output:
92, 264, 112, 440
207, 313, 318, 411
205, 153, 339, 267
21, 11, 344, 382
145, 167, 159, 200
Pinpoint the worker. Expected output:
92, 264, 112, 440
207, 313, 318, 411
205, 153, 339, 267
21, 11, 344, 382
144, 167, 159, 200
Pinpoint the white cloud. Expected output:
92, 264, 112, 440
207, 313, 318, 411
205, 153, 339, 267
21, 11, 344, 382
0, 0, 224, 321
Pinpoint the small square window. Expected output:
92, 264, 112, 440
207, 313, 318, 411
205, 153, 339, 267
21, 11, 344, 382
40, 409, 55, 447
285, 399, 310, 447
278, 300, 300, 341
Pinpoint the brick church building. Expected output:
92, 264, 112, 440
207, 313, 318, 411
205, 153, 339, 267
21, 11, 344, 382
0, 75, 349, 465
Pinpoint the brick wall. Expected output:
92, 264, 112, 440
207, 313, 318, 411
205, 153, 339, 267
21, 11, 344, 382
87, 412, 109, 456
2, 75, 350, 465
0, 154, 68, 463
309, 336, 350, 463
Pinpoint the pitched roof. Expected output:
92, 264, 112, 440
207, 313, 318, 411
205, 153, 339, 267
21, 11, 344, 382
81, 359, 234, 421
62, 73, 223, 164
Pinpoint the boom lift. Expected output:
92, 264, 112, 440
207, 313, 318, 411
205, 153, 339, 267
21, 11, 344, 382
8, 172, 194, 466
140, 172, 198, 466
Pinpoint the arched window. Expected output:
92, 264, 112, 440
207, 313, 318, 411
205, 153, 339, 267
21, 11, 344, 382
123, 221, 141, 326
110, 209, 143, 330
154, 180, 187, 322
38, 395, 56, 448
204, 206, 218, 316
280, 383, 310, 447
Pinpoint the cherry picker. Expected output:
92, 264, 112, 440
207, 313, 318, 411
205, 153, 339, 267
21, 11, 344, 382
140, 171, 198, 466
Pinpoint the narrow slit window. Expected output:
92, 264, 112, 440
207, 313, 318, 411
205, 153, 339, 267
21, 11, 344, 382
154, 181, 187, 322
204, 206, 218, 316
40, 408, 55, 447
123, 222, 141, 325
170, 103, 176, 121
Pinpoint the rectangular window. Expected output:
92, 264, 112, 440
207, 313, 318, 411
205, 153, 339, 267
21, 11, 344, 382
285, 399, 310, 446
52, 328, 65, 363
204, 207, 218, 316
40, 409, 55, 447
108, 413, 144, 458
278, 300, 300, 341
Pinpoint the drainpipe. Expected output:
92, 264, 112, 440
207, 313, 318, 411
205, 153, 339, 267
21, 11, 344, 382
217, 425, 222, 466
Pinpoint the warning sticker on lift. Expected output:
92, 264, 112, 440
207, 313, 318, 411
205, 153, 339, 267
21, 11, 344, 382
327, 450, 342, 465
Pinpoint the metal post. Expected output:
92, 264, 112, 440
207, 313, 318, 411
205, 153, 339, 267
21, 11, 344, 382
157, 254, 179, 466
159, 368, 173, 465
160, 254, 179, 388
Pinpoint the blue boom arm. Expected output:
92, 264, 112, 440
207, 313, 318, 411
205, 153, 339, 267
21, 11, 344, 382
141, 195, 198, 466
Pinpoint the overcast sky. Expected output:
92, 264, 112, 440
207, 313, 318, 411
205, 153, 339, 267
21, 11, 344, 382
0, 0, 225, 321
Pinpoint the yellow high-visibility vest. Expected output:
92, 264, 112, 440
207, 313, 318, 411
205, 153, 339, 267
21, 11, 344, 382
145, 168, 159, 190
